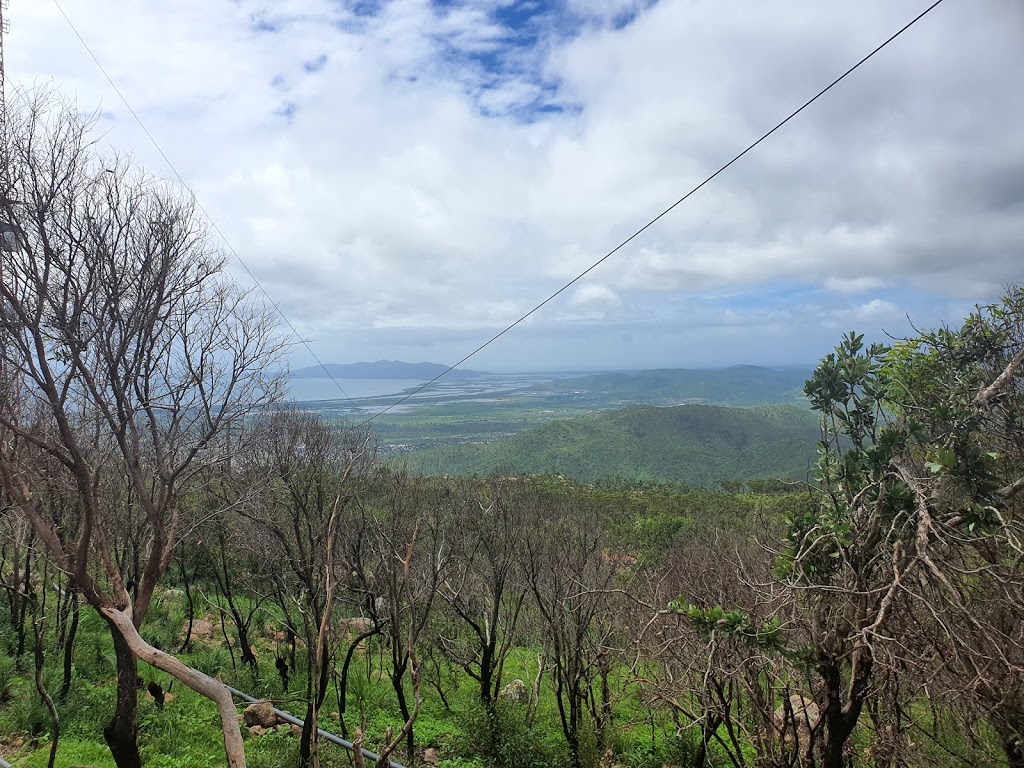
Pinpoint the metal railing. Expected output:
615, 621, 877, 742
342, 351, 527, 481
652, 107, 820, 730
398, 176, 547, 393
226, 685, 407, 768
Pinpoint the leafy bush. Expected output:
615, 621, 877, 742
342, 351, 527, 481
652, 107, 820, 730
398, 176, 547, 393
7, 687, 52, 736
191, 647, 232, 677
141, 622, 178, 653
0, 654, 17, 704
456, 703, 569, 768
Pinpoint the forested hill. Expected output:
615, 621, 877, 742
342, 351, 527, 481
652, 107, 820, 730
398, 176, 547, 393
537, 365, 812, 406
400, 403, 820, 486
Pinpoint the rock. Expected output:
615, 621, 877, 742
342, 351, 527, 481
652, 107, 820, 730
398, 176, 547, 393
340, 616, 374, 636
290, 724, 303, 738
243, 700, 279, 729
499, 679, 529, 705
423, 747, 439, 766
248, 725, 269, 737
179, 618, 215, 643
773, 694, 820, 759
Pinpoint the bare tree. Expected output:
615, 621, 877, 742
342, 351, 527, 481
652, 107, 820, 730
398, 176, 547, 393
0, 89, 286, 768
436, 481, 529, 720
523, 498, 617, 768
643, 523, 782, 768
362, 471, 447, 765
239, 407, 374, 767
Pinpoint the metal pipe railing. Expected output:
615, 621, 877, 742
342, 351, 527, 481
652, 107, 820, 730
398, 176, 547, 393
226, 685, 407, 768
0, 688, 406, 768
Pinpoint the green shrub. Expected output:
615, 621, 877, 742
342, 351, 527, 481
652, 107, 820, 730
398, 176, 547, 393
8, 687, 52, 736
455, 703, 569, 768
0, 654, 18, 703
80, 625, 116, 678
246, 729, 299, 768
141, 622, 177, 652
439, 758, 486, 768
192, 646, 231, 677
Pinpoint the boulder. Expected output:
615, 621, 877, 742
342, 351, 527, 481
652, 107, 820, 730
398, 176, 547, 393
498, 679, 529, 705
773, 694, 820, 759
179, 618, 215, 643
243, 700, 279, 729
339, 616, 374, 636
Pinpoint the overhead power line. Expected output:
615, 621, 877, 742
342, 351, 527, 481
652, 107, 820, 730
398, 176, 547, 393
358, 0, 948, 426
49, 0, 948, 429
49, 0, 370, 420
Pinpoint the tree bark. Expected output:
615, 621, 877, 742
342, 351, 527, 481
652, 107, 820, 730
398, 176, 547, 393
60, 589, 80, 703
101, 606, 246, 768
34, 620, 60, 768
103, 626, 142, 768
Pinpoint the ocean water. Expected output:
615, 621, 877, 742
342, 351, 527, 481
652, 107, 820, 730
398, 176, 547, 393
286, 378, 424, 402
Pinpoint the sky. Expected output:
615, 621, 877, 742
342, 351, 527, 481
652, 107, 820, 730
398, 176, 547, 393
6, 0, 1024, 372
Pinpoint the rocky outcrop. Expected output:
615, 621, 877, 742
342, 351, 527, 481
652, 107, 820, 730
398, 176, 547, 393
243, 700, 280, 729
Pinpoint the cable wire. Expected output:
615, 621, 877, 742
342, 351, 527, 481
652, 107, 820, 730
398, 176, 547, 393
50, 0, 948, 429
50, 0, 371, 420
358, 0, 948, 426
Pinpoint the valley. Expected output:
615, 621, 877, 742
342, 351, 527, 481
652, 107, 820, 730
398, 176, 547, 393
293, 364, 817, 486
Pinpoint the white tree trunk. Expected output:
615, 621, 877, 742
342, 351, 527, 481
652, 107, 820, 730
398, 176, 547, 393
100, 607, 246, 768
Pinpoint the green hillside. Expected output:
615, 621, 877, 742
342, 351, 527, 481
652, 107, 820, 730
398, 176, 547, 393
399, 403, 821, 486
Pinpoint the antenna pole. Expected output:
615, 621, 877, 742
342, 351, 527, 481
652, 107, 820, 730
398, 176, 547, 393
0, 0, 7, 139
0, 1, 8, 390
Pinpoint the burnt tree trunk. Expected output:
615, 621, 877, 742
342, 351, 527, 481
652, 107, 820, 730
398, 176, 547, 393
59, 586, 80, 703
103, 626, 142, 768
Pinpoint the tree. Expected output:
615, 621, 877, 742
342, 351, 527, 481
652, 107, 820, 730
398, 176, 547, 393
768, 290, 1024, 767
650, 518, 788, 768
523, 498, 617, 768
238, 407, 374, 767
0, 90, 286, 768
880, 289, 1024, 767
361, 471, 447, 765
436, 481, 529, 720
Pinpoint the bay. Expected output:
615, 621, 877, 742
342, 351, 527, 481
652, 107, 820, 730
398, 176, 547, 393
286, 378, 425, 402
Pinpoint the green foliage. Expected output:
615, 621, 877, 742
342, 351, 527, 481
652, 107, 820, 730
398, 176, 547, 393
667, 602, 784, 651
0, 653, 18, 704
7, 685, 52, 736
455, 702, 569, 768
191, 646, 232, 677
402, 404, 820, 487
19, 739, 115, 768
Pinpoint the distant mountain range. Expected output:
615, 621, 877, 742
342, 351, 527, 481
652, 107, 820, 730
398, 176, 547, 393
290, 360, 490, 380
398, 403, 821, 487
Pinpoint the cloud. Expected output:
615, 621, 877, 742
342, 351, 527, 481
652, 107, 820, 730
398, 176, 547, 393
8, 0, 1024, 369
854, 298, 901, 321
567, 283, 622, 310
824, 276, 886, 295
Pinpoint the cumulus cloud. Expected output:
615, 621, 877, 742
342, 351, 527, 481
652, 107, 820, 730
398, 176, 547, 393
8, 0, 1024, 369
568, 283, 622, 310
